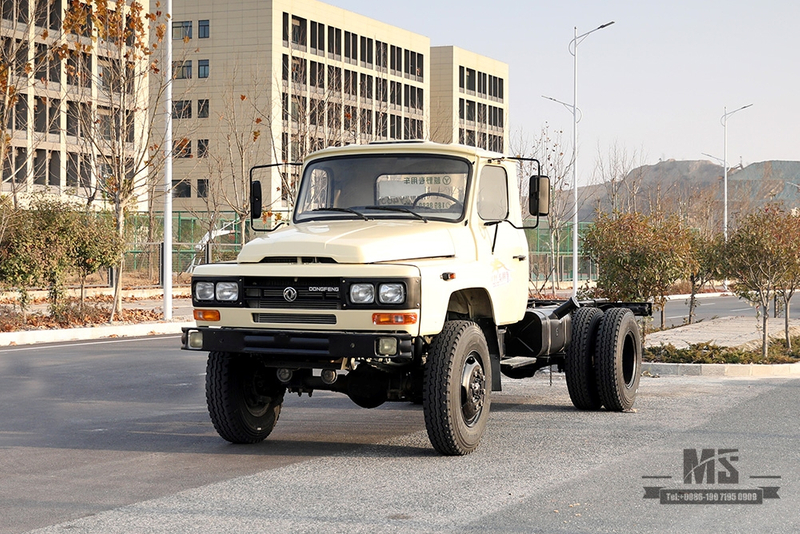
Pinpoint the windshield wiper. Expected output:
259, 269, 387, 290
366, 206, 428, 223
310, 207, 370, 220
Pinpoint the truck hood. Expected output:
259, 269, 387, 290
237, 220, 457, 264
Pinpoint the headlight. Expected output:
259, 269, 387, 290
195, 281, 215, 301
378, 283, 405, 304
349, 283, 374, 304
215, 281, 239, 301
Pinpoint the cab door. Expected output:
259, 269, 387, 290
473, 164, 529, 325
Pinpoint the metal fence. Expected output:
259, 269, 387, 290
114, 212, 597, 288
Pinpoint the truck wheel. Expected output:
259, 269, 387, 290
423, 321, 491, 456
206, 351, 286, 444
565, 307, 604, 410
594, 308, 642, 411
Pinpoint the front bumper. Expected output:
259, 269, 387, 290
181, 326, 414, 366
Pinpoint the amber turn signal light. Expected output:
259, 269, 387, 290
194, 309, 221, 321
372, 313, 418, 325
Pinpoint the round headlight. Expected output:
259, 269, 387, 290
215, 281, 239, 301
349, 283, 374, 304
378, 283, 405, 304
195, 281, 215, 301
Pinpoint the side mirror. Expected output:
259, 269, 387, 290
529, 175, 550, 217
250, 180, 262, 220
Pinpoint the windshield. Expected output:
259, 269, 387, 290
293, 154, 472, 223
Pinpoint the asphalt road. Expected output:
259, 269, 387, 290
0, 337, 797, 533
662, 294, 779, 328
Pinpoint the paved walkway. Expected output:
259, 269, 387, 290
645, 315, 800, 349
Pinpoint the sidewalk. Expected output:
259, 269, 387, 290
1, 298, 798, 378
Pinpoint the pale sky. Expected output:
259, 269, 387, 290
328, 0, 800, 185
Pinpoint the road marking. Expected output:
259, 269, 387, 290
732, 308, 753, 312
0, 335, 181, 353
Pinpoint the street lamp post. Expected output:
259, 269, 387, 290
721, 104, 752, 240
163, 0, 174, 320
567, 21, 614, 297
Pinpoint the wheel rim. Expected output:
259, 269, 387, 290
243, 373, 270, 417
622, 331, 637, 387
460, 353, 486, 427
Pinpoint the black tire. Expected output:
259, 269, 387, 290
423, 320, 491, 456
594, 308, 642, 411
206, 351, 286, 444
565, 307, 604, 410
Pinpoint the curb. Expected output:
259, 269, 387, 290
664, 292, 733, 301
0, 320, 195, 347
642, 361, 800, 378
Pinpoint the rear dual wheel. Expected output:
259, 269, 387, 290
565, 307, 642, 412
594, 308, 642, 411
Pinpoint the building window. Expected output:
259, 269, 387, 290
174, 138, 192, 158
465, 68, 476, 92
310, 21, 324, 54
172, 100, 192, 119
344, 70, 357, 97
310, 61, 324, 88
376, 41, 388, 69
198, 19, 209, 38
197, 178, 208, 198
197, 139, 209, 158
327, 26, 341, 58
376, 78, 387, 103
198, 59, 209, 78
360, 36, 373, 66
173, 61, 192, 80
172, 179, 191, 197
359, 74, 373, 100
291, 15, 307, 47
390, 45, 402, 75
48, 150, 60, 186
198, 99, 209, 118
291, 57, 306, 85
404, 50, 423, 80
327, 65, 341, 92
173, 21, 192, 40
344, 31, 357, 63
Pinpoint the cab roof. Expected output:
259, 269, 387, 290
303, 141, 507, 164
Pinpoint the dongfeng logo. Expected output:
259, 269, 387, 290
283, 287, 298, 302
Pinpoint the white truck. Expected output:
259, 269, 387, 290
181, 141, 650, 455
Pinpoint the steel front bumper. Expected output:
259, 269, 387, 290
181, 326, 414, 365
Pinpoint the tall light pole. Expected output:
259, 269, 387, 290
163, 0, 174, 320
721, 103, 752, 240
567, 21, 614, 297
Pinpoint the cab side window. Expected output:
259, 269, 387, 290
477, 165, 508, 220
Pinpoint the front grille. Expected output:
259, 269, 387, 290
244, 277, 342, 310
253, 313, 337, 325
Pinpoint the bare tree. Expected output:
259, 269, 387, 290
58, 0, 173, 320
510, 124, 582, 294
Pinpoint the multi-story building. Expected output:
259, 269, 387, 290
164, 0, 508, 217
429, 46, 508, 153
1, 0, 151, 209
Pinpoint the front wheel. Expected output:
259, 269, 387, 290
594, 308, 642, 411
206, 351, 286, 444
423, 321, 492, 456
